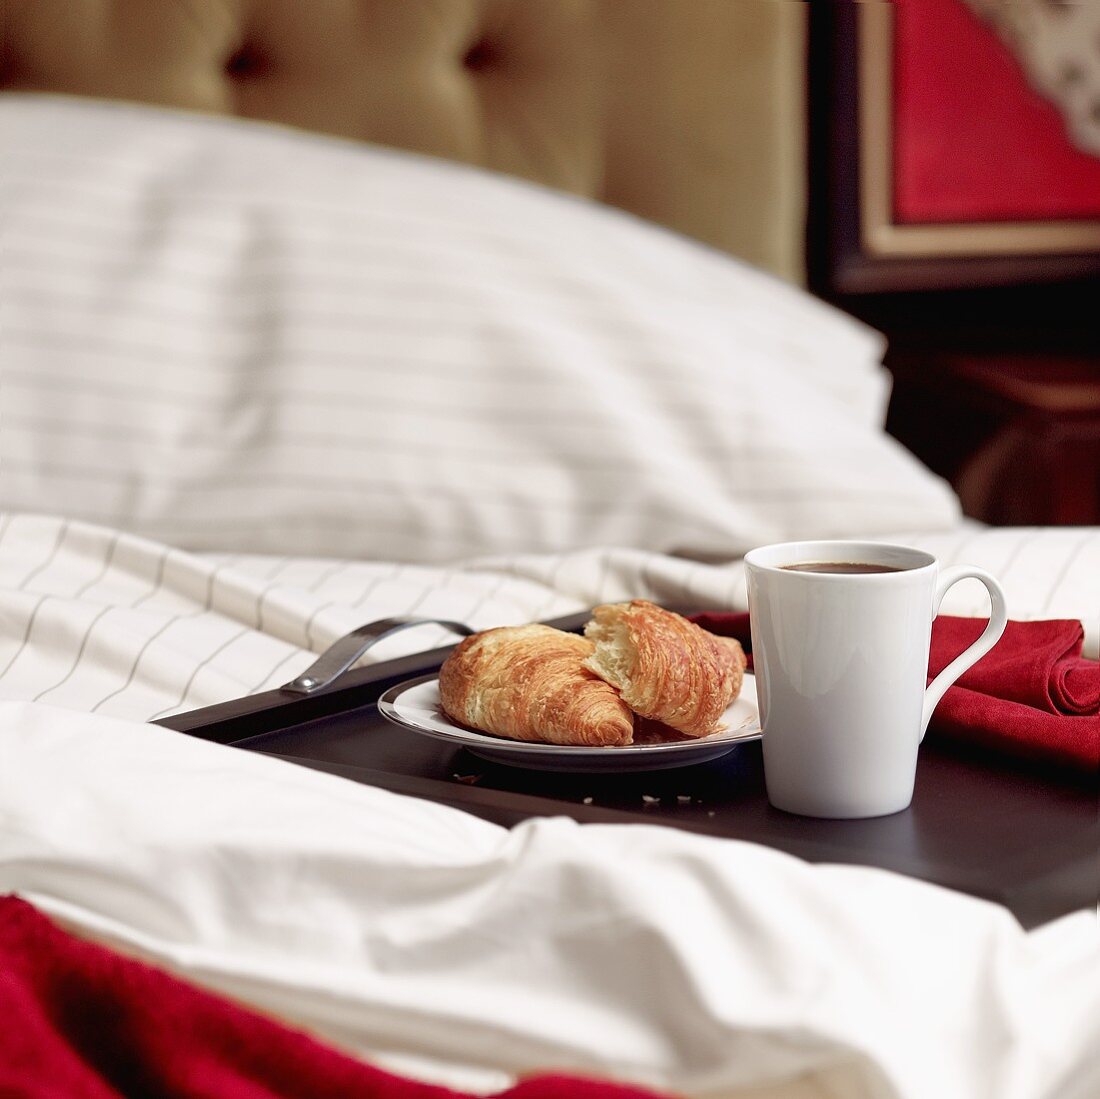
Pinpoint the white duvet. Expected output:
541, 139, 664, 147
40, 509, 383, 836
1, 96, 1098, 1099
1, 513, 1098, 1099
2, 701, 1098, 1099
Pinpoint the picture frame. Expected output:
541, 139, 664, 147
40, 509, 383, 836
813, 0, 1100, 294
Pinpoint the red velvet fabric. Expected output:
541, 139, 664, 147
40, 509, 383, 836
693, 613, 1099, 774
0, 897, 671, 1099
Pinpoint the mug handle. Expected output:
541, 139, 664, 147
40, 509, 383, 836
920, 566, 1008, 740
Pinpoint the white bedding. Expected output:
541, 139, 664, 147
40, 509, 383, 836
1, 700, 1098, 1099
0, 96, 961, 563
1, 94, 1098, 1099
0, 513, 1097, 1099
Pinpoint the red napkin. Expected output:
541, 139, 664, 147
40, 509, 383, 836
692, 613, 1099, 775
0, 896, 670, 1099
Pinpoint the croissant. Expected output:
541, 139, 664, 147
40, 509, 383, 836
438, 624, 635, 747
583, 601, 746, 738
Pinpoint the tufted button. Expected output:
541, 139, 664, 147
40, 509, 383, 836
225, 46, 266, 80
462, 38, 498, 74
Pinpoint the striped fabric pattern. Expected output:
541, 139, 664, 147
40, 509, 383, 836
0, 513, 1095, 722
0, 95, 961, 565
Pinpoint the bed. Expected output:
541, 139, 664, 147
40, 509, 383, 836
1, 4, 1098, 1098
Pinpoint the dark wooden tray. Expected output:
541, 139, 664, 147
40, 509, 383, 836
159, 611, 1097, 930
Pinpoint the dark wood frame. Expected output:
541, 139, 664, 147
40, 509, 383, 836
812, 1, 1100, 295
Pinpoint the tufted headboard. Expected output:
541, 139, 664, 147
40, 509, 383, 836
0, 0, 807, 284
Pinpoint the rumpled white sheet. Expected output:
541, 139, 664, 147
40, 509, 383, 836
1, 701, 1096, 1099
2, 514, 1098, 724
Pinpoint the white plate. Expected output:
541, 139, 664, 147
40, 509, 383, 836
377, 674, 760, 772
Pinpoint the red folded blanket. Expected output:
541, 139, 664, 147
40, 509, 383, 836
0, 896, 669, 1099
692, 613, 1099, 775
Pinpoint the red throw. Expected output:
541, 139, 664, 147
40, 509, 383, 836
693, 613, 1099, 774
0, 896, 671, 1099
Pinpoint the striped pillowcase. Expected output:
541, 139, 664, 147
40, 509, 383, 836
0, 95, 961, 563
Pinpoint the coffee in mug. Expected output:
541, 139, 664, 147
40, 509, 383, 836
745, 540, 1008, 819
780, 562, 906, 575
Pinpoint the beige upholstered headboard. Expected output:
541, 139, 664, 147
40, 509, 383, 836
0, 0, 807, 283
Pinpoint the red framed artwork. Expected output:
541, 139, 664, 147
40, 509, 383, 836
820, 0, 1100, 292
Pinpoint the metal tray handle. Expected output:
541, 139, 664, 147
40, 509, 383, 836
282, 617, 474, 695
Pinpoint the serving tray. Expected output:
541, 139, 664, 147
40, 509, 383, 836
158, 611, 1098, 930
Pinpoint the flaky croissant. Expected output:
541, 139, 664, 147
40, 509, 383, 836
438, 624, 635, 747
583, 600, 746, 738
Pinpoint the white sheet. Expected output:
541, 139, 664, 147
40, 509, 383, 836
1, 702, 1096, 1099
0, 513, 1097, 721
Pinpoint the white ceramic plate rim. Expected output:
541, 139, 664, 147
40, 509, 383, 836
377, 673, 760, 756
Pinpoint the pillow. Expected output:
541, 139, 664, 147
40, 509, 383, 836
0, 94, 961, 563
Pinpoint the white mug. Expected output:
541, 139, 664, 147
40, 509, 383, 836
744, 541, 1008, 819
